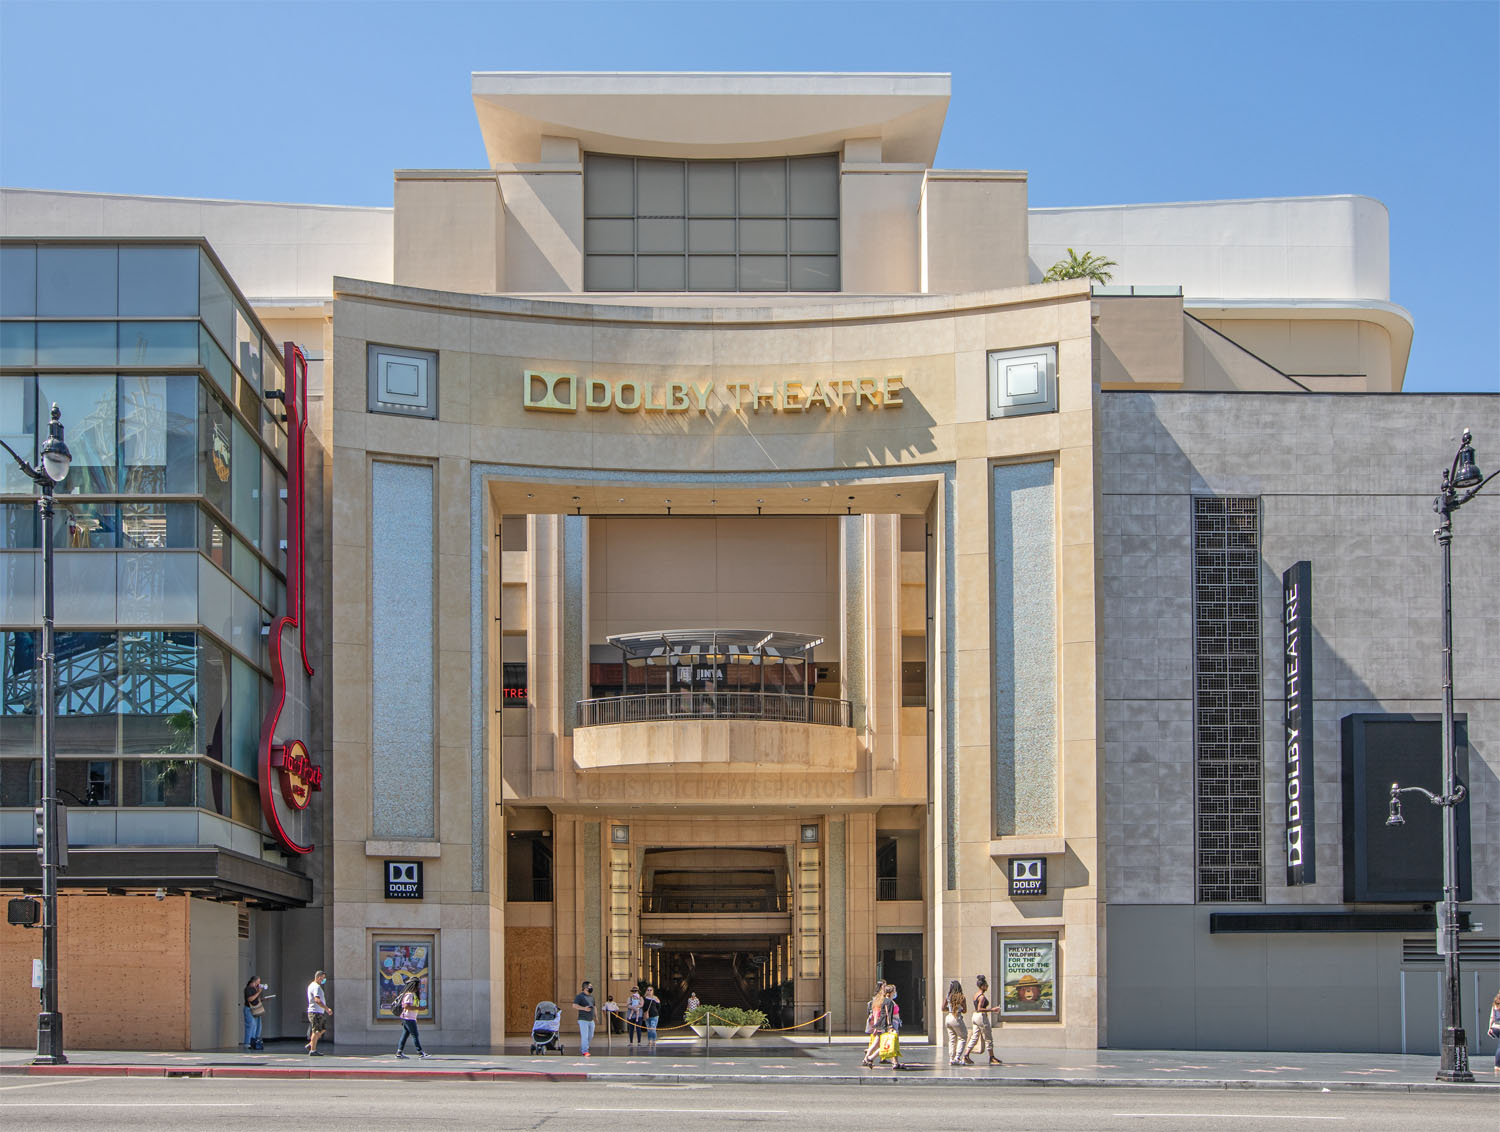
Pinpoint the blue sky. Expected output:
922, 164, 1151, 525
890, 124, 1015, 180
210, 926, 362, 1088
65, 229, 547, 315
1, 0, 1495, 394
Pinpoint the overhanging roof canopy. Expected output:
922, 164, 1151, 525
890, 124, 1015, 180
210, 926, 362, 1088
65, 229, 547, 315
471, 71, 950, 165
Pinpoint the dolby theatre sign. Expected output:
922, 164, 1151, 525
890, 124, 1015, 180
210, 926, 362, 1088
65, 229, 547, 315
524, 370, 905, 415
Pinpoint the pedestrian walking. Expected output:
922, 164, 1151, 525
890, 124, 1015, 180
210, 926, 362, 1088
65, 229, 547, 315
861, 982, 905, 1069
625, 985, 644, 1046
685, 990, 700, 1012
242, 976, 265, 1050
961, 974, 1002, 1064
603, 991, 621, 1034
395, 977, 428, 1059
572, 979, 596, 1056
1489, 988, 1500, 1074
305, 970, 331, 1055
643, 984, 661, 1048
943, 978, 968, 1065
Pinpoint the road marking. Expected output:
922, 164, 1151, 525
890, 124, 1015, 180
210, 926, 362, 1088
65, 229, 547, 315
2, 1103, 255, 1109
0, 1079, 86, 1092
1113, 1116, 1346, 1122
576, 1108, 787, 1114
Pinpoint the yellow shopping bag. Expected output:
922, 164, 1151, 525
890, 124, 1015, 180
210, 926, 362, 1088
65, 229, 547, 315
878, 1030, 900, 1061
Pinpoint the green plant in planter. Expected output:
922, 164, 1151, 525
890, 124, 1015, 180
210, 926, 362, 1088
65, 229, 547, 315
740, 1008, 768, 1028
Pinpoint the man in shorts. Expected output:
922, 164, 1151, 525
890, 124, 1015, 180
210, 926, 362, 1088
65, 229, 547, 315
306, 970, 331, 1055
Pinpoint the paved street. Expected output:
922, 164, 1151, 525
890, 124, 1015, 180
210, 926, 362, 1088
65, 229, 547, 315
2, 1077, 1496, 1132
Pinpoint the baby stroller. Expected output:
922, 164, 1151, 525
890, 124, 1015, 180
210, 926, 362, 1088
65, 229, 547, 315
529, 1000, 564, 1054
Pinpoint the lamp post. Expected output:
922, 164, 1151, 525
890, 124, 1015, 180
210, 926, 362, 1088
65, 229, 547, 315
1385, 427, 1494, 1084
0, 403, 72, 1066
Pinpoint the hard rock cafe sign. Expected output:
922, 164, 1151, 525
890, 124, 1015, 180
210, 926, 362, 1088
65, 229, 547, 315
259, 344, 322, 854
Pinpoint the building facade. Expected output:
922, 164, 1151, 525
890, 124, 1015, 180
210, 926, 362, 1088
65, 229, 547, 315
2, 72, 1495, 1055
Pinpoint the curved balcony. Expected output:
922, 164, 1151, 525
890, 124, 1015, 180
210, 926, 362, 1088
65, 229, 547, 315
578, 691, 851, 729
571, 692, 856, 773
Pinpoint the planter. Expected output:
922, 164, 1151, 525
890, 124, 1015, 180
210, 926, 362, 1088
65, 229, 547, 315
690, 1023, 709, 1037
736, 1025, 760, 1038
711, 1025, 737, 1039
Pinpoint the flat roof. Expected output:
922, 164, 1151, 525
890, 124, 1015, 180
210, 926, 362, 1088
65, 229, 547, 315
471, 71, 950, 165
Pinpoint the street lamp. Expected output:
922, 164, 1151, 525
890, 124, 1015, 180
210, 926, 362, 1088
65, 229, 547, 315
1386, 427, 1494, 1084
0, 402, 72, 1066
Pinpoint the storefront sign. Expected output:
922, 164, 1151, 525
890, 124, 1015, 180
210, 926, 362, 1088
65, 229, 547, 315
524, 370, 904, 415
385, 861, 424, 900
1000, 938, 1057, 1018
259, 343, 322, 855
1008, 856, 1047, 897
1282, 561, 1315, 886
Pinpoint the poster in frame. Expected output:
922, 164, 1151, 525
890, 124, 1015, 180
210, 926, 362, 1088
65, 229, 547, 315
999, 937, 1058, 1019
373, 936, 435, 1022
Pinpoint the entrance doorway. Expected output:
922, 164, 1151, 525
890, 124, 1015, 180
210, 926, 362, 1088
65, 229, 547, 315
877, 933, 925, 1033
641, 937, 792, 1027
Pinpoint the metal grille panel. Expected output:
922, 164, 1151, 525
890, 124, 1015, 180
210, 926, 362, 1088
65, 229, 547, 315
1192, 497, 1264, 902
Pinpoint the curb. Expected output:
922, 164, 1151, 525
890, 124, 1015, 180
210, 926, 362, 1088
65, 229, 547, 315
3, 1064, 1495, 1093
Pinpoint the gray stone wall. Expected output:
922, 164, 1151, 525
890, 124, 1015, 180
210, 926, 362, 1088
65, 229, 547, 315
1099, 392, 1499, 908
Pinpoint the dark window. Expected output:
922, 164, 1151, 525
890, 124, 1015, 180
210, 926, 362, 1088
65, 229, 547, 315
876, 831, 921, 901
1192, 496, 1263, 903
507, 831, 553, 902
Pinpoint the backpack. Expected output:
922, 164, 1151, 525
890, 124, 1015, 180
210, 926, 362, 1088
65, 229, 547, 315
385, 992, 407, 1017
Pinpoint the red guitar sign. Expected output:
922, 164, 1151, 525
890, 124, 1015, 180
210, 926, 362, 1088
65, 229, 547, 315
258, 343, 321, 854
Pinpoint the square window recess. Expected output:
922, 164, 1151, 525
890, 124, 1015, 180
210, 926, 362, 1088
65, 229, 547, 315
988, 345, 1057, 419
368, 344, 438, 418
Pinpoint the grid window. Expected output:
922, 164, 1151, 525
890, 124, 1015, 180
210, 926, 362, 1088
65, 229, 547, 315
1192, 496, 1263, 903
584, 153, 840, 292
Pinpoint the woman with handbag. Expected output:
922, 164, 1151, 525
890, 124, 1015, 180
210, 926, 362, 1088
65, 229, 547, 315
242, 976, 265, 1051
1489, 988, 1500, 1074
944, 979, 969, 1065
861, 983, 905, 1070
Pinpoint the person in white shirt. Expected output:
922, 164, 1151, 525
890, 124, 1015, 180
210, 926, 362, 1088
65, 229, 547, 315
395, 977, 428, 1059
305, 970, 331, 1055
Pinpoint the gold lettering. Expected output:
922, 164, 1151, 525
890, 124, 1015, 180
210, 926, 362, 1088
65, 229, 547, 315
804, 381, 831, 410
666, 381, 691, 412
855, 377, 880, 408
755, 384, 778, 412
723, 381, 751, 411
585, 377, 612, 410
641, 381, 668, 412
523, 370, 577, 412
692, 382, 714, 411
782, 380, 806, 411
882, 375, 904, 406
615, 380, 641, 411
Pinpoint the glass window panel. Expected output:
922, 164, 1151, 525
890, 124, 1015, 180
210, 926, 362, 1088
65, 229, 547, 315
36, 322, 117, 366
121, 501, 197, 549
119, 374, 196, 494
230, 583, 259, 660
118, 320, 198, 366
236, 374, 260, 422
234, 304, 263, 390
687, 162, 735, 215
260, 557, 279, 612
37, 246, 117, 316
0, 245, 37, 316
128, 758, 197, 806
119, 631, 198, 755
687, 219, 735, 253
637, 256, 686, 291
197, 634, 228, 762
790, 218, 839, 254
687, 256, 737, 291
54, 501, 119, 548
0, 758, 39, 804
57, 758, 115, 806
198, 251, 234, 354
118, 551, 197, 626
201, 387, 232, 515
200, 761, 231, 817
739, 219, 787, 254
585, 218, 634, 254
1, 632, 39, 757
118, 246, 199, 317
790, 256, 840, 291
54, 631, 118, 757
738, 160, 787, 216
199, 324, 233, 396
636, 160, 684, 216
262, 466, 285, 564
37, 374, 118, 493
739, 256, 789, 291
1, 502, 39, 548
0, 320, 35, 365
789, 155, 840, 216
0, 375, 37, 494
204, 515, 229, 572
636, 218, 685, 253
584, 155, 634, 216
584, 256, 634, 291
231, 534, 259, 595
232, 417, 259, 543
230, 656, 259, 775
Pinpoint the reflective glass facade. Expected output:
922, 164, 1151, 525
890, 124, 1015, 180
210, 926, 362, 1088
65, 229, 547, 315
0, 241, 287, 837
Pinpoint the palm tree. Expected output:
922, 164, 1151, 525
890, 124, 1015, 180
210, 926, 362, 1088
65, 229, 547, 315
1043, 248, 1118, 285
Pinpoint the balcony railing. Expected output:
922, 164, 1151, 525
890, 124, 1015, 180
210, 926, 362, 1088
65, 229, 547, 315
577, 691, 852, 729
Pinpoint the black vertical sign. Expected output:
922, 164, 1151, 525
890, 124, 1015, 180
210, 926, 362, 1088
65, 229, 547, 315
1282, 561, 1315, 886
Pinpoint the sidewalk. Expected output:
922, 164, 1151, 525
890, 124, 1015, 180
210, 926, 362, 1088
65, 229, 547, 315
4, 1034, 1496, 1093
